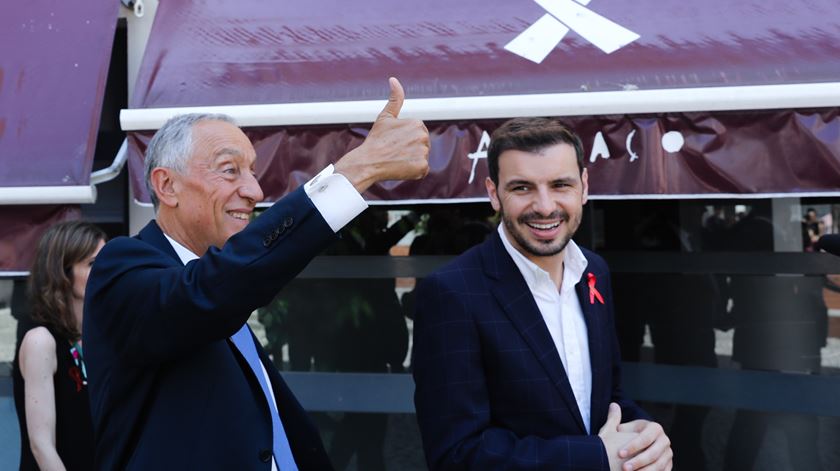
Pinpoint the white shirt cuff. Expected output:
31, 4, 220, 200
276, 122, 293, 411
304, 164, 368, 232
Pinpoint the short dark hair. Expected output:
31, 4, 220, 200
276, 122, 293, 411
487, 117, 585, 186
28, 221, 106, 340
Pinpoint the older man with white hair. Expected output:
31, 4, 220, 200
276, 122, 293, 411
83, 78, 429, 470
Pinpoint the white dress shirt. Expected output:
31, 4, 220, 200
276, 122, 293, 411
164, 165, 366, 470
498, 224, 593, 433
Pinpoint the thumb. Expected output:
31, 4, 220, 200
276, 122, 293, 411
599, 403, 622, 435
377, 77, 405, 120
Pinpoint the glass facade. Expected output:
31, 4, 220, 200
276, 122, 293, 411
254, 199, 840, 470
3, 198, 840, 469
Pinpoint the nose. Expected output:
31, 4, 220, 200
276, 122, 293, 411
240, 171, 264, 205
532, 186, 554, 216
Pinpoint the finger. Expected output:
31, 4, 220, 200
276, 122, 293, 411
599, 403, 622, 435
617, 419, 644, 433
622, 435, 669, 471
630, 445, 672, 471
377, 77, 405, 120
619, 423, 659, 459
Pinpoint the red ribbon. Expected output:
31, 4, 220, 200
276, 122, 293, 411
68, 366, 83, 392
587, 272, 605, 305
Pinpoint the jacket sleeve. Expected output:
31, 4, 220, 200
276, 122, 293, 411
85, 187, 338, 366
412, 273, 610, 471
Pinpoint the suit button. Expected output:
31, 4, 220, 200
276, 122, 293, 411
271, 228, 281, 239
259, 449, 272, 463
283, 216, 294, 228
263, 236, 272, 247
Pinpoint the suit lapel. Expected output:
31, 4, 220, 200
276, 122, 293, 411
482, 233, 587, 433
137, 220, 182, 263
139, 221, 269, 396
576, 265, 604, 434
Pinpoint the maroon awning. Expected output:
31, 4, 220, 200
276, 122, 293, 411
124, 0, 840, 203
0, 206, 81, 275
0, 0, 119, 272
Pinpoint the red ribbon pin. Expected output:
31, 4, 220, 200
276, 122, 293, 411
587, 272, 605, 305
68, 366, 83, 392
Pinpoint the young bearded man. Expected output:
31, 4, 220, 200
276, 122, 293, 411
412, 118, 673, 471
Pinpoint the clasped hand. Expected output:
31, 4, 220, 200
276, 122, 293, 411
598, 403, 673, 471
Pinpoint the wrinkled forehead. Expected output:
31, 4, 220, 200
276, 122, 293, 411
189, 120, 257, 166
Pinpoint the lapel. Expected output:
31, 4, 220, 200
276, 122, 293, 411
138, 221, 269, 394
137, 220, 182, 263
575, 263, 605, 434
481, 232, 587, 433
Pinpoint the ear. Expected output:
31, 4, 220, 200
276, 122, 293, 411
150, 167, 180, 209
581, 168, 589, 206
485, 177, 501, 212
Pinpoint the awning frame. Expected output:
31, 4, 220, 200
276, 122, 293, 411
121, 82, 840, 131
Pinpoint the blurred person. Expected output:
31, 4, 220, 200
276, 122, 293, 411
802, 207, 824, 251
13, 221, 106, 470
611, 203, 721, 471
83, 78, 429, 470
267, 209, 416, 470
723, 204, 826, 471
412, 118, 672, 471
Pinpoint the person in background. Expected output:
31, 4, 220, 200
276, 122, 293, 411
13, 221, 106, 470
802, 207, 824, 251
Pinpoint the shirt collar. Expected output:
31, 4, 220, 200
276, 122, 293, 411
163, 233, 199, 265
497, 223, 588, 292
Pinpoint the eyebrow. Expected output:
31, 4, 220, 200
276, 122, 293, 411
504, 176, 577, 189
504, 179, 535, 190
213, 148, 244, 160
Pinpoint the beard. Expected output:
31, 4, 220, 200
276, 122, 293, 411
500, 204, 577, 258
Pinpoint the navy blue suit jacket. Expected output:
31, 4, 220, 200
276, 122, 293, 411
84, 188, 335, 470
412, 231, 648, 470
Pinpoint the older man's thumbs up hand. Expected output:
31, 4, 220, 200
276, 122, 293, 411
335, 77, 430, 193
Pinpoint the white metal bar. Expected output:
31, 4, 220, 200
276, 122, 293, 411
132, 190, 840, 208
120, 82, 840, 131
91, 139, 128, 185
0, 185, 97, 205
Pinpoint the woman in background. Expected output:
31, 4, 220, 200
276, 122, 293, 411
13, 221, 106, 470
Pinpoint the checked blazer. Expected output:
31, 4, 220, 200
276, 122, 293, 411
412, 230, 648, 470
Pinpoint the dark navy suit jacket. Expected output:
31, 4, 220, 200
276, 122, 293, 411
84, 187, 335, 470
412, 231, 648, 470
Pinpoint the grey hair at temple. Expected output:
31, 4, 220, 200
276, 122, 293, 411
143, 113, 236, 210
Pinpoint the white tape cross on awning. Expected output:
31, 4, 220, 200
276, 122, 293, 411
505, 0, 640, 63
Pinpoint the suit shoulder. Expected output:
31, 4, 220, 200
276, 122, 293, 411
96, 235, 168, 264
89, 235, 177, 289
420, 243, 483, 287
579, 245, 609, 272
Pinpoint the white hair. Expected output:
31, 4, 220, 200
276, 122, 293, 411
143, 113, 236, 210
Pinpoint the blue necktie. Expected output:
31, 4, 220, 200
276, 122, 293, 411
231, 325, 298, 470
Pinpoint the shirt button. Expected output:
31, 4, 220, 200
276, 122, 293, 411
259, 449, 272, 463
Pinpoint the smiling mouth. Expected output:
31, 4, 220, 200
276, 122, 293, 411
227, 211, 250, 221
526, 222, 560, 230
